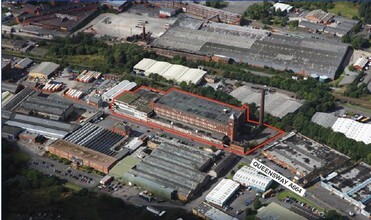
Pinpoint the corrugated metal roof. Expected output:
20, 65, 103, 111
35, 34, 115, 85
133, 58, 157, 71
178, 68, 206, 84
205, 179, 239, 207
5, 120, 69, 138
30, 62, 60, 77
102, 80, 137, 101
233, 166, 272, 191
332, 118, 371, 144
15, 57, 33, 69
354, 57, 368, 68
162, 64, 189, 80
11, 113, 78, 132
145, 61, 172, 76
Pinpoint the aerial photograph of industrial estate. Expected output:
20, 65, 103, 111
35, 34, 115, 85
1, 0, 371, 219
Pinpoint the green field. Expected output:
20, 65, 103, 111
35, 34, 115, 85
63, 182, 82, 192
328, 2, 359, 18
64, 55, 106, 68
277, 190, 324, 211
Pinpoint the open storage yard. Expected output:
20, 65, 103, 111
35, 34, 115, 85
79, 8, 177, 39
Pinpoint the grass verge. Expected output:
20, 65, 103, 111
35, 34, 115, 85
63, 182, 82, 192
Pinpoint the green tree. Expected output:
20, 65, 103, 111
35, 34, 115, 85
324, 210, 347, 220
114, 49, 126, 65
253, 197, 262, 210
351, 36, 370, 49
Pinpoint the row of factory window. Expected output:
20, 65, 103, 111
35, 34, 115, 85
234, 175, 269, 187
156, 108, 225, 133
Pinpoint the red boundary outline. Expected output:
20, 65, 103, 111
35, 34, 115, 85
110, 86, 285, 155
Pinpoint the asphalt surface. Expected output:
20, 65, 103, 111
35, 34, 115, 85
19, 143, 102, 190
307, 183, 369, 220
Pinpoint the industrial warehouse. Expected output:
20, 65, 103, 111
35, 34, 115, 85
122, 139, 213, 201
153, 89, 246, 142
101, 80, 137, 102
312, 112, 371, 144
205, 179, 240, 207
5, 113, 79, 139
2, 1, 370, 219
159, 1, 243, 25
133, 58, 206, 85
112, 85, 281, 154
113, 87, 163, 120
230, 85, 303, 118
321, 163, 371, 218
46, 139, 117, 174
16, 95, 74, 121
262, 132, 349, 184
233, 166, 273, 192
28, 61, 60, 80
63, 122, 127, 158
151, 16, 350, 79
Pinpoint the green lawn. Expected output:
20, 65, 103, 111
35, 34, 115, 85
64, 182, 82, 192
328, 2, 359, 18
344, 103, 371, 115
277, 190, 324, 211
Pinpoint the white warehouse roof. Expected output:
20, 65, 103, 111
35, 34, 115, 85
353, 57, 369, 69
178, 68, 206, 85
162, 64, 189, 80
133, 58, 157, 71
233, 166, 272, 192
273, 3, 293, 12
102, 80, 137, 102
205, 179, 239, 207
332, 118, 371, 144
145, 61, 172, 76
124, 137, 143, 153
134, 59, 206, 84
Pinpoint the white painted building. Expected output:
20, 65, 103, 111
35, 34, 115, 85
273, 3, 293, 13
353, 57, 369, 70
233, 166, 272, 192
124, 137, 144, 153
332, 118, 371, 144
205, 179, 239, 207
102, 80, 137, 102
133, 58, 206, 85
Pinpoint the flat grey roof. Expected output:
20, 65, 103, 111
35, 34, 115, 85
326, 163, 371, 204
264, 133, 348, 176
16, 57, 33, 69
152, 17, 349, 79
10, 113, 78, 132
155, 89, 243, 124
311, 112, 338, 128
19, 95, 72, 116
